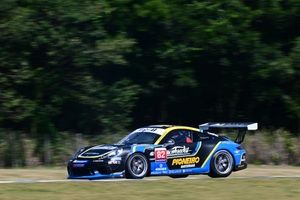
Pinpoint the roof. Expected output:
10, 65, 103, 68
146, 125, 175, 129
145, 125, 199, 131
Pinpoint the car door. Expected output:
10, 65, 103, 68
160, 129, 202, 170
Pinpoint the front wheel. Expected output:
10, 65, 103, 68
125, 153, 149, 179
209, 150, 234, 178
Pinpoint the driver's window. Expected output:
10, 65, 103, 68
161, 130, 193, 144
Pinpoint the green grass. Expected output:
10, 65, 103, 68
0, 178, 299, 200
0, 165, 299, 200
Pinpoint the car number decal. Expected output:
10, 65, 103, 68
155, 148, 167, 162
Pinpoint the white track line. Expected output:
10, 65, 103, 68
0, 175, 299, 184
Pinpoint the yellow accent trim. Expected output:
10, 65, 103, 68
154, 126, 199, 145
201, 142, 221, 168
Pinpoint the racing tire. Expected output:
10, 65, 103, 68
209, 150, 234, 178
169, 174, 189, 178
125, 153, 149, 179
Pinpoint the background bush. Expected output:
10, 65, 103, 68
0, 129, 299, 167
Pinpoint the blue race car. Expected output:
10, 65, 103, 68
68, 122, 258, 179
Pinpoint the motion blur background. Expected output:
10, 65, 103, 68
0, 0, 299, 167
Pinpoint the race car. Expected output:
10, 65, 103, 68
68, 122, 258, 179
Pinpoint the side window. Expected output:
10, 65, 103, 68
191, 131, 201, 142
187, 131, 211, 141
197, 131, 211, 140
161, 130, 194, 144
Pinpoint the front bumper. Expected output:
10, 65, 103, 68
68, 158, 124, 179
68, 171, 124, 179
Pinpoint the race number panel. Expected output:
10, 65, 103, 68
155, 148, 167, 162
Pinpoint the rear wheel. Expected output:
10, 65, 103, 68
209, 150, 233, 178
125, 153, 149, 179
169, 174, 189, 178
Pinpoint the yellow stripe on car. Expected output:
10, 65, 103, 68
201, 141, 221, 168
154, 126, 199, 145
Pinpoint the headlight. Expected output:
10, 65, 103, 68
107, 149, 123, 157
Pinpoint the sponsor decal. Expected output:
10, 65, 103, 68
181, 164, 195, 168
73, 160, 88, 163
168, 146, 190, 157
108, 160, 121, 165
171, 157, 200, 166
73, 164, 85, 168
155, 163, 167, 171
73, 160, 88, 167
92, 160, 104, 163
171, 169, 182, 174
155, 148, 167, 162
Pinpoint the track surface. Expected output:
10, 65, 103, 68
0, 165, 299, 184
0, 175, 300, 184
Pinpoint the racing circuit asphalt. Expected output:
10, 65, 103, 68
0, 174, 300, 184
0, 165, 299, 184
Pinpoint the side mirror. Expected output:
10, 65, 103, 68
163, 139, 175, 147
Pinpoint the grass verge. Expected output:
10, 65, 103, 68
0, 178, 299, 200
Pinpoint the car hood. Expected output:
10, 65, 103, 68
78, 144, 132, 158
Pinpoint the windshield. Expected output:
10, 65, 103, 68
118, 132, 160, 145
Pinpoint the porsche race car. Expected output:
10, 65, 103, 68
68, 122, 257, 179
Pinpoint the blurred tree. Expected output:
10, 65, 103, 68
0, 0, 300, 166
105, 0, 300, 131
0, 0, 139, 163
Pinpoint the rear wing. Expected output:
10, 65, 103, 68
199, 122, 258, 144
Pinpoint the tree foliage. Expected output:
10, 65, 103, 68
0, 0, 300, 148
